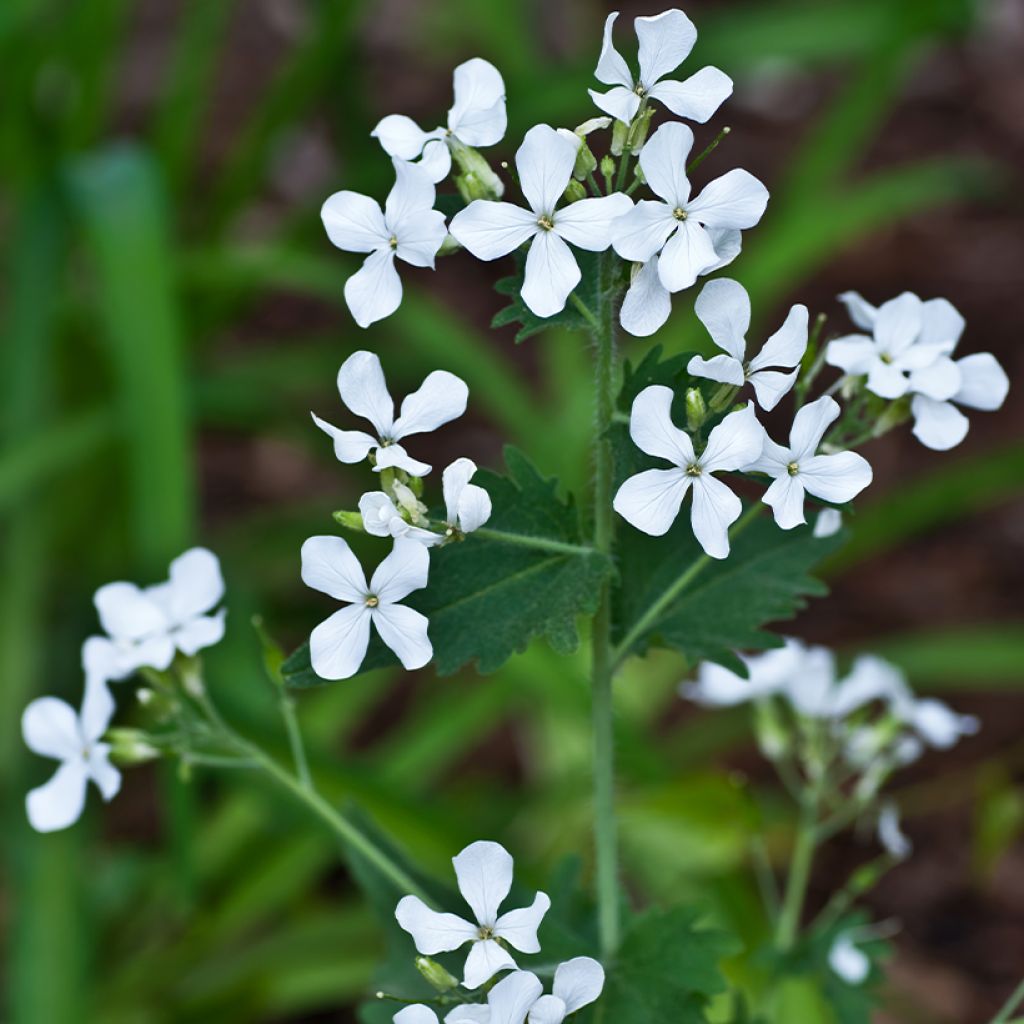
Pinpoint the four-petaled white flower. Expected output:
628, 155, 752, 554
610, 122, 769, 294
373, 58, 507, 184
22, 675, 120, 832
449, 124, 633, 317
613, 388, 763, 558
446, 971, 545, 1024
321, 161, 448, 327
395, 840, 551, 990
688, 278, 809, 410
526, 957, 605, 1024
301, 536, 432, 680
749, 396, 873, 529
360, 490, 441, 546
878, 802, 912, 860
441, 458, 493, 537
86, 547, 226, 680
312, 350, 468, 478
829, 933, 870, 985
589, 9, 733, 125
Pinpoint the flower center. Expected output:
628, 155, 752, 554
787, 461, 800, 477
476, 925, 495, 941
537, 214, 555, 231
879, 352, 893, 364
634, 83, 647, 97
673, 207, 688, 221
388, 235, 398, 250
365, 595, 379, 608
686, 462, 702, 477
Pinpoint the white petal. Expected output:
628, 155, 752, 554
94, 582, 167, 642
874, 292, 922, 356
26, 760, 89, 832
636, 8, 697, 85
620, 258, 672, 337
395, 894, 478, 954
85, 743, 121, 801
609, 201, 677, 263
528, 995, 566, 1024
701, 402, 764, 471
516, 124, 576, 215
749, 303, 809, 373
417, 139, 453, 184
393, 370, 469, 439
396, 208, 448, 268
704, 225, 743, 272
878, 802, 912, 860
22, 697, 81, 761
128, 635, 177, 673
593, 12, 633, 88
172, 611, 227, 656
442, 457, 476, 522
374, 442, 433, 478
647, 66, 733, 122
371, 114, 436, 160
370, 538, 430, 604
657, 219, 718, 292
394, 1006, 441, 1024
486, 971, 543, 1024
337, 350, 394, 436
521, 231, 580, 318
457, 484, 492, 533
494, 891, 551, 952
165, 547, 224, 623
639, 122, 694, 207
300, 535, 368, 602
748, 369, 797, 411
320, 190, 388, 253
789, 395, 840, 459
694, 276, 750, 361
837, 291, 877, 331
449, 58, 506, 146
449, 200, 538, 260
385, 159, 437, 234
614, 468, 690, 536
82, 636, 124, 683
588, 85, 640, 124
360, 491, 405, 537
813, 508, 843, 538
763, 474, 807, 530
830, 935, 870, 985
865, 358, 910, 400
687, 353, 745, 387
907, 698, 979, 749
310, 413, 377, 464
747, 435, 792, 477
554, 193, 633, 251
464, 940, 518, 991
910, 395, 968, 451
690, 474, 741, 559
800, 451, 872, 504
372, 603, 432, 670
834, 655, 908, 717
687, 169, 769, 230
445, 1006, 490, 1024
917, 297, 964, 350
453, 840, 513, 925
629, 386, 695, 467
908, 356, 961, 401
344, 248, 403, 328
954, 352, 1009, 411
824, 335, 877, 374
309, 604, 372, 681
552, 956, 605, 1013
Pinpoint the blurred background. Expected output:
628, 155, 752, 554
2, 0, 1023, 1021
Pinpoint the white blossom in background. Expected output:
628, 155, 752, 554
527, 958, 605, 1024
813, 507, 843, 538
395, 840, 551, 989
441, 458, 492, 536
321, 161, 448, 327
613, 388, 763, 558
829, 933, 870, 985
689, 278, 809, 410
372, 58, 506, 184
610, 123, 768, 294
447, 971, 545, 1024
681, 637, 815, 706
22, 676, 119, 832
589, 9, 733, 124
449, 124, 633, 317
878, 802, 912, 860
312, 350, 468, 477
87, 547, 226, 680
360, 491, 441, 546
750, 396, 873, 529
301, 536, 432, 680
891, 692, 980, 749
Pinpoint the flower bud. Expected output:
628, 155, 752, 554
610, 120, 629, 156
332, 510, 365, 532
754, 699, 789, 761
685, 387, 707, 432
449, 138, 504, 201
437, 231, 461, 257
107, 728, 161, 765
575, 116, 612, 136
599, 154, 616, 187
556, 128, 597, 181
626, 106, 654, 151
563, 179, 587, 204
415, 956, 459, 992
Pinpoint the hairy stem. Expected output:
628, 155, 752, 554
775, 787, 821, 951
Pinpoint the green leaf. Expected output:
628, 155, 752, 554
283, 447, 612, 686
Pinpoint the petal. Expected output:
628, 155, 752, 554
344, 248, 403, 328
396, 208, 448, 268
553, 956, 606, 1014
394, 1007, 441, 1024
372, 603, 432, 670
81, 636, 124, 683
23, 697, 81, 760
647, 66, 733, 122
385, 159, 437, 233
908, 356, 961, 401
464, 940, 518, 992
516, 124, 576, 215
628, 384, 694, 464
813, 508, 843, 538
800, 451, 873, 503
837, 291, 877, 331
834, 655, 908, 717
762, 474, 806, 530
26, 760, 89, 832
370, 537, 430, 603
694, 276, 750, 361
609, 201, 677, 262
449, 58, 507, 146
449, 200, 538, 260
417, 139, 453, 184
687, 169, 769, 230
374, 443, 433, 478
165, 547, 224, 623
682, 662, 759, 705
910, 395, 969, 450
878, 802, 912, 860
704, 225, 743, 271
588, 85, 640, 124
613, 468, 691, 536
320, 190, 388, 253
86, 744, 122, 800
824, 335, 877, 374
394, 370, 469, 439
395, 894, 478, 954
690, 474, 741, 559
453, 840, 513, 925
657, 219, 718, 292
309, 604, 372, 681
94, 582, 167, 642
748, 369, 797, 411
917, 297, 964, 350
457, 484, 492, 533
748, 303, 809, 373
865, 359, 910, 400
789, 395, 840, 460
954, 352, 1009, 411
554, 193, 634, 251
593, 13, 633, 89
746, 434, 791, 476
636, 8, 697, 85
300, 535, 368, 602
874, 292, 922, 356
830, 936, 870, 985
701, 402, 764, 471
130, 635, 176, 672
687, 353, 745, 387
639, 122, 694, 207
360, 491, 405, 537
521, 231, 580, 318
906, 698, 979, 748
172, 611, 227, 656
528, 995, 566, 1024
371, 114, 436, 160
310, 413, 377, 464
446, 1006, 490, 1024
486, 971, 544, 1024
620, 257, 672, 337
494, 891, 551, 952
443, 457, 476, 522
337, 350, 394, 436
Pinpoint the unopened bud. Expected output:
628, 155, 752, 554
556, 128, 596, 181
178, 656, 205, 699
626, 106, 654, 151
450, 138, 504, 200
333, 509, 365, 532
574, 115, 612, 136
599, 154, 616, 188
610, 119, 629, 156
416, 956, 459, 992
685, 387, 707, 432
563, 178, 587, 204
107, 728, 161, 765
437, 231, 461, 257
754, 699, 789, 761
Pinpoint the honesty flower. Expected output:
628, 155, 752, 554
688, 278, 808, 410
87, 548, 226, 680
301, 536, 432, 680
613, 388, 763, 558
395, 840, 551, 989
749, 396, 873, 529
682, 638, 815, 706
441, 458, 492, 536
829, 933, 870, 985
372, 58, 506, 184
526, 958, 605, 1024
589, 9, 732, 125
360, 491, 441, 546
447, 971, 545, 1024
610, 123, 768, 293
878, 802, 912, 860
22, 676, 119, 832
321, 161, 448, 327
449, 124, 633, 317
312, 350, 468, 477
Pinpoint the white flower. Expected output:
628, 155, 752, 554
321, 161, 448, 327
829, 933, 870, 985
527, 958, 605, 1024
449, 124, 633, 317
613, 388, 763, 558
300, 536, 432, 680
442, 458, 492, 535
878, 802, 912, 860
750, 396, 873, 529
813, 508, 843, 538
359, 491, 441, 546
86, 548, 226, 680
610, 123, 768, 293
22, 676, 120, 832
447, 971, 545, 1024
688, 278, 808, 410
312, 350, 468, 477
682, 639, 810, 706
589, 10, 733, 125
395, 840, 551, 989
372, 58, 506, 184
890, 693, 979, 749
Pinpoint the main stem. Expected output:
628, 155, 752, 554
775, 788, 820, 951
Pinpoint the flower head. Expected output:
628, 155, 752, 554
321, 161, 448, 327
682, 638, 815, 706
442, 458, 492, 536
613, 388, 763, 558
360, 491, 441, 546
526, 957, 605, 1024
301, 536, 432, 680
312, 350, 468, 477
829, 933, 870, 985
589, 10, 733, 125
395, 840, 551, 989
447, 971, 545, 1024
449, 125, 633, 317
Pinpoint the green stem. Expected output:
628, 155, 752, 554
279, 690, 312, 790
992, 977, 1024, 1024
775, 789, 821, 951
686, 126, 731, 174
472, 527, 596, 558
